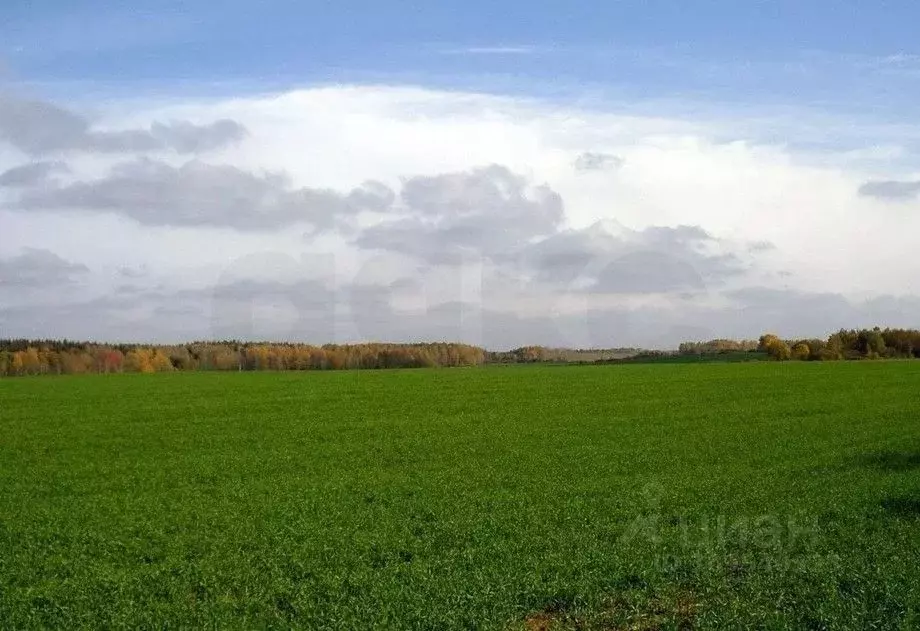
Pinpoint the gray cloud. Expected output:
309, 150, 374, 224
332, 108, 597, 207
12, 158, 395, 230
593, 250, 708, 293
150, 119, 248, 153
517, 223, 743, 293
117, 265, 148, 279
0, 96, 86, 154
573, 151, 624, 173
725, 287, 857, 334
722, 288, 920, 339
5, 275, 919, 349
207, 278, 336, 341
0, 94, 246, 155
0, 160, 776, 345
858, 179, 920, 201
0, 248, 88, 287
0, 277, 388, 343
0, 161, 68, 187
2, 159, 750, 297
0, 294, 182, 342
353, 166, 745, 294
357, 165, 564, 262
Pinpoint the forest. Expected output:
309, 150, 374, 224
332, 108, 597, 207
747, 328, 920, 361
0, 341, 487, 376
1, 328, 919, 376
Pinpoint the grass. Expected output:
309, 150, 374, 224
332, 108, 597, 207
1, 362, 919, 629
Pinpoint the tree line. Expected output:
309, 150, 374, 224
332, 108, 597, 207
0, 340, 658, 376
683, 328, 920, 361
3, 328, 919, 376
678, 339, 759, 354
0, 341, 487, 376
488, 346, 642, 363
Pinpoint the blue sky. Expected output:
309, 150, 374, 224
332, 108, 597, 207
4, 0, 920, 115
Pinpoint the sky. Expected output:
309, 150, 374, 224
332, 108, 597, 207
2, 1, 920, 348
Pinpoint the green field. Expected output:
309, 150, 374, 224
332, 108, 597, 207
2, 363, 919, 629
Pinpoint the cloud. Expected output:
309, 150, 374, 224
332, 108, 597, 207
0, 161, 67, 187
747, 240, 776, 252
0, 95, 86, 154
722, 288, 920, 339
573, 152, 624, 173
0, 94, 246, 155
593, 251, 708, 293
150, 119, 248, 153
725, 287, 856, 333
12, 158, 396, 231
4, 84, 920, 345
516, 222, 744, 293
117, 265, 148, 279
858, 179, 920, 201
207, 278, 337, 341
0, 248, 88, 287
356, 164, 563, 263
5, 274, 919, 349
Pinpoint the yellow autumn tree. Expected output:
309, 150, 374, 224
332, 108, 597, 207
790, 342, 811, 361
759, 334, 791, 361
125, 349, 155, 373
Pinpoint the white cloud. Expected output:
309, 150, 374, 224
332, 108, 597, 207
2, 84, 920, 344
